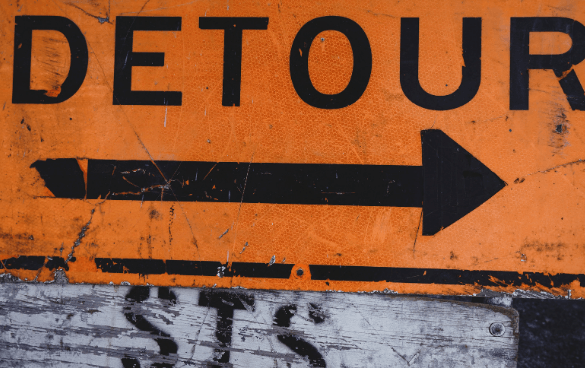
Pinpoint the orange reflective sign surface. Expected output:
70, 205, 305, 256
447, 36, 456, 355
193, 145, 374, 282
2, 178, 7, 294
1, 0, 584, 297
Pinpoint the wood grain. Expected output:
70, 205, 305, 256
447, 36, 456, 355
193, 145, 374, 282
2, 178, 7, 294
0, 283, 518, 367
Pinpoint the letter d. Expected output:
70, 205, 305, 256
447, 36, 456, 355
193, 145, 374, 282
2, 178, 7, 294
12, 16, 88, 104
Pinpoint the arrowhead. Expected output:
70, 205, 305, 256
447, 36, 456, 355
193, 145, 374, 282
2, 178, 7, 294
421, 130, 506, 235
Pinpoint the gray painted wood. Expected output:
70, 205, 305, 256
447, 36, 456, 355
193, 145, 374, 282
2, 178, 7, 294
0, 283, 518, 367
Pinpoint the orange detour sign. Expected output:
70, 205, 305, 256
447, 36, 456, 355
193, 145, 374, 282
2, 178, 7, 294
1, 0, 585, 297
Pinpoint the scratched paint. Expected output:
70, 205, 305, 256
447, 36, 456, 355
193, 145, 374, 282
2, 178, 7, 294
0, 0, 584, 297
0, 283, 519, 367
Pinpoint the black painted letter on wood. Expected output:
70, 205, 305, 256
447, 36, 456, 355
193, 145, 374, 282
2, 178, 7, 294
198, 290, 255, 366
122, 286, 179, 368
274, 304, 327, 367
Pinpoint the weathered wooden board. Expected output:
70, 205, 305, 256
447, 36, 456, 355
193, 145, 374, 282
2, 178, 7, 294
0, 283, 518, 367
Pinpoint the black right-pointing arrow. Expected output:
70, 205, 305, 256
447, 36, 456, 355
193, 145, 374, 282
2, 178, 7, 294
31, 129, 506, 235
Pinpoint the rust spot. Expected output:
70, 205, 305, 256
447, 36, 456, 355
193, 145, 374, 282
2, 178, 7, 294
149, 209, 162, 220
522, 242, 566, 252
548, 104, 570, 154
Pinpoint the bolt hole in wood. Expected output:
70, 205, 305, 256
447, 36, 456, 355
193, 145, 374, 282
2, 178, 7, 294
0, 283, 519, 367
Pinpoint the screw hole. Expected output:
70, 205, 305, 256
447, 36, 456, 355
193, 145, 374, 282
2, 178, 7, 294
489, 322, 505, 337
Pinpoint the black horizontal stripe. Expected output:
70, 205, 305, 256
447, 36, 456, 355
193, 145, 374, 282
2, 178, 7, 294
86, 160, 423, 207
0, 256, 46, 270
38, 159, 423, 207
309, 265, 584, 288
94, 258, 294, 279
0, 256, 70, 271
3, 255, 580, 289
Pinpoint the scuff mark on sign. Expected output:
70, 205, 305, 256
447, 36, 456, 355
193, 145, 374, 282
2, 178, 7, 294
239, 241, 248, 254
218, 228, 229, 239
63, 0, 112, 24
547, 104, 571, 154
391, 347, 420, 366
45, 256, 70, 271
168, 205, 174, 246
20, 118, 31, 131
514, 157, 585, 183
66, 203, 102, 264
52, 268, 69, 284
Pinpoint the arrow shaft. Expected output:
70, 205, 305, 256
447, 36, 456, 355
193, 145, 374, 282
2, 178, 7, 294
31, 130, 505, 235
83, 160, 424, 207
